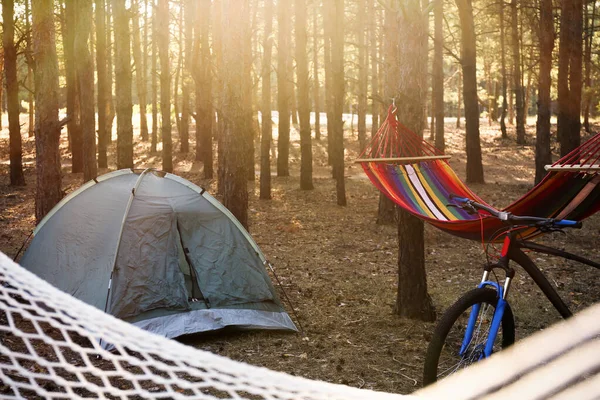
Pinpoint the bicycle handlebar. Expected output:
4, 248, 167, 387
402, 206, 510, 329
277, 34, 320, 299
449, 194, 583, 229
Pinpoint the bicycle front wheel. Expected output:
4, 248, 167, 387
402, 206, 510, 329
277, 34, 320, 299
423, 287, 515, 386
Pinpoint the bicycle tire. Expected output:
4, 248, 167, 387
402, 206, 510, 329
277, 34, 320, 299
423, 287, 515, 386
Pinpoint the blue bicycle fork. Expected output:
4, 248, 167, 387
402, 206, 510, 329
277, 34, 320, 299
459, 268, 514, 359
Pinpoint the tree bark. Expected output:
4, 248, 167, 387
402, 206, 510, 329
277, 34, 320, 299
583, 1, 596, 133
331, 0, 346, 206
511, 0, 525, 144
357, 0, 367, 151
370, 0, 379, 138
180, 0, 194, 153
96, 0, 108, 168
75, 0, 97, 182
32, 0, 62, 222
151, 0, 158, 153
65, 0, 82, 173
157, 0, 172, 172
535, 0, 554, 184
456, 0, 484, 184
557, 0, 583, 157
2, 0, 25, 186
499, 0, 508, 138
296, 0, 314, 190
132, 0, 149, 142
456, 68, 462, 128
323, 0, 334, 166
313, 3, 321, 141
113, 0, 134, 169
394, 0, 435, 322
25, 0, 34, 138
260, 0, 274, 200
220, 0, 251, 228
106, 1, 116, 143
196, 0, 213, 178
433, 0, 445, 152
277, 0, 291, 177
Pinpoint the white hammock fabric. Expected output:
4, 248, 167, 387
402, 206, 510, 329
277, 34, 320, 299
0, 252, 407, 400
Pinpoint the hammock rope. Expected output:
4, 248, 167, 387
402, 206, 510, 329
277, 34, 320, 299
358, 107, 600, 242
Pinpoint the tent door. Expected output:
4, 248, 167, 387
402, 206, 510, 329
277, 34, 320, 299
176, 222, 210, 308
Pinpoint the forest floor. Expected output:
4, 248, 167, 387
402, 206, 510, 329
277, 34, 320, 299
1, 115, 600, 395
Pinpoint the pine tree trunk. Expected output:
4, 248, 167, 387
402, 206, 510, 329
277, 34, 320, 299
75, 0, 97, 182
106, 1, 115, 143
313, 4, 321, 141
535, 0, 554, 184
357, 0, 367, 151
25, 0, 34, 138
394, 0, 435, 322
180, 0, 194, 153
557, 0, 583, 157
65, 0, 83, 173
96, 0, 108, 168
277, 0, 290, 177
260, 0, 274, 200
370, 0, 379, 138
511, 0, 525, 144
151, 0, 158, 153
583, 1, 595, 133
2, 0, 25, 186
157, 0, 172, 172
331, 0, 346, 206
0, 52, 4, 131
32, 0, 62, 222
323, 0, 333, 166
456, 0, 484, 184
113, 0, 134, 169
221, 0, 250, 228
456, 68, 462, 129
243, 4, 255, 182
132, 0, 149, 142
296, 0, 314, 190
500, 0, 508, 138
196, 0, 213, 178
433, 0, 445, 151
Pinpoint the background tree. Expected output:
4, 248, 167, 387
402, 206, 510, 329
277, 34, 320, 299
220, 0, 251, 228
75, 0, 97, 182
2, 0, 25, 186
511, 0, 525, 145
260, 0, 274, 200
277, 0, 291, 177
96, 0, 109, 168
32, 0, 63, 222
356, 0, 368, 150
433, 0, 444, 151
331, 0, 346, 206
113, 0, 134, 169
196, 0, 213, 178
296, 0, 314, 190
132, 0, 149, 142
499, 0, 508, 139
157, 0, 172, 172
64, 1, 82, 173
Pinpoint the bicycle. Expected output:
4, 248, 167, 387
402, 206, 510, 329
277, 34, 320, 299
422, 195, 600, 385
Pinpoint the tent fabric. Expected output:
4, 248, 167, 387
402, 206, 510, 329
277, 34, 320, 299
20, 169, 296, 341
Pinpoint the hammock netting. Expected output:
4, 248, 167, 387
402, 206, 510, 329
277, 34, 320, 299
358, 107, 600, 242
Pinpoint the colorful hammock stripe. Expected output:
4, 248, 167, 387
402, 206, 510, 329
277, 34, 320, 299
359, 106, 600, 242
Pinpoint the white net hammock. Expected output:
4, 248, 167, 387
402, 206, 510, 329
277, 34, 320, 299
0, 252, 407, 400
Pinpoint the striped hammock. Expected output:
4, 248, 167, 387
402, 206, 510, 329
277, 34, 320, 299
358, 107, 600, 242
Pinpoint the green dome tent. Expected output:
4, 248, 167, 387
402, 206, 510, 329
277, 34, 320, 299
21, 169, 296, 342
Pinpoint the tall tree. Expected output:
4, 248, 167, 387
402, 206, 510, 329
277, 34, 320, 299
277, 0, 291, 177
260, 0, 274, 200
433, 0, 445, 151
296, 0, 314, 190
331, 0, 346, 206
75, 0, 97, 182
370, 0, 379, 138
2, 0, 25, 186
357, 0, 368, 150
96, 0, 109, 168
151, 0, 158, 153
180, 0, 194, 153
557, 0, 583, 156
313, 3, 321, 140
113, 0, 134, 168
32, 0, 62, 222
196, 0, 213, 178
583, 1, 596, 133
106, 0, 116, 142
511, 0, 525, 144
535, 0, 554, 184
25, 0, 34, 138
64, 1, 82, 173
456, 0, 484, 183
394, 0, 435, 321
221, 0, 251, 228
499, 0, 508, 138
157, 0, 172, 172
132, 0, 149, 142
